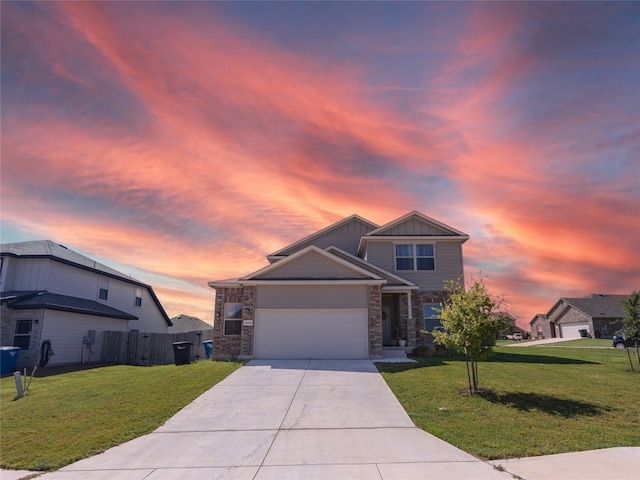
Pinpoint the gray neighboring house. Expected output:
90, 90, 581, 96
0, 240, 172, 369
169, 314, 213, 333
208, 211, 468, 360
530, 294, 629, 339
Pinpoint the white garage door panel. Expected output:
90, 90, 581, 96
561, 323, 589, 339
254, 309, 368, 359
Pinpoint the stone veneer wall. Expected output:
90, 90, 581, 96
408, 291, 449, 346
0, 305, 45, 369
212, 286, 256, 360
367, 285, 383, 358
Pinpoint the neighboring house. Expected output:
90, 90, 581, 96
498, 312, 527, 339
530, 294, 628, 339
208, 211, 468, 360
530, 314, 552, 339
168, 314, 212, 333
0, 240, 172, 369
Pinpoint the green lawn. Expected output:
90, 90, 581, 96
0, 361, 241, 471
377, 345, 640, 460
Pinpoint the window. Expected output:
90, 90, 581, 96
395, 244, 435, 271
423, 304, 442, 332
13, 319, 33, 350
224, 303, 242, 336
134, 287, 143, 307
98, 278, 109, 300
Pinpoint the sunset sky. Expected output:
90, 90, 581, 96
2, 1, 639, 328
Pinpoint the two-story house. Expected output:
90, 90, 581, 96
208, 211, 468, 360
0, 240, 172, 369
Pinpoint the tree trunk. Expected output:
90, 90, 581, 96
465, 357, 473, 395
626, 347, 635, 371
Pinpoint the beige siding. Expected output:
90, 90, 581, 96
256, 251, 368, 279
365, 241, 464, 290
256, 285, 367, 309
41, 310, 128, 365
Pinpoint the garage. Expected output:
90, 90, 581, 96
560, 323, 590, 339
254, 308, 368, 359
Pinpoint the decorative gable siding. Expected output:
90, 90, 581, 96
365, 241, 463, 290
255, 251, 369, 279
375, 217, 453, 236
277, 218, 375, 256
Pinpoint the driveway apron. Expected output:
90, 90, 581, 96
38, 359, 510, 479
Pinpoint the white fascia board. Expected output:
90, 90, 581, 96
241, 245, 384, 281
241, 279, 387, 286
325, 245, 417, 287
208, 280, 242, 289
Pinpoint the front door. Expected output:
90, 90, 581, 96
382, 305, 392, 345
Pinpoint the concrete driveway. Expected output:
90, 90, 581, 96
34, 359, 510, 480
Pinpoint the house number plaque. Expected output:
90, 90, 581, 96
243, 320, 253, 327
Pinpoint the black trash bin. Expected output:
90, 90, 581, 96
579, 329, 588, 338
172, 341, 193, 365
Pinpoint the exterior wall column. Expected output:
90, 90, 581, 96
367, 284, 383, 358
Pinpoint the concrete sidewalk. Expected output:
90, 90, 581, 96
3, 359, 639, 479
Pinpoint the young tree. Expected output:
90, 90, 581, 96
621, 290, 640, 371
433, 278, 510, 395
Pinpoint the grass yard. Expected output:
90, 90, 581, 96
377, 345, 640, 460
0, 361, 241, 471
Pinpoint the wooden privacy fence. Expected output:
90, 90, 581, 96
101, 330, 214, 365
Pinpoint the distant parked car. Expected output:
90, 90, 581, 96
613, 332, 639, 349
506, 332, 523, 341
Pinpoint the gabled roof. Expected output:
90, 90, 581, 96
1, 240, 172, 326
6, 292, 138, 320
267, 214, 378, 261
364, 211, 468, 237
357, 211, 468, 256
324, 246, 418, 289
242, 245, 384, 282
529, 313, 547, 325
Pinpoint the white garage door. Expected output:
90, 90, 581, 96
254, 308, 368, 359
561, 323, 590, 339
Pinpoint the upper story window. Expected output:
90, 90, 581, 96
134, 287, 143, 307
224, 303, 242, 336
14, 319, 33, 350
395, 244, 435, 271
423, 304, 442, 332
98, 278, 109, 300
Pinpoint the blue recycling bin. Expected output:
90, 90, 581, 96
1, 347, 21, 375
203, 340, 213, 359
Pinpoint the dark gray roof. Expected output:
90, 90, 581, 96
1, 240, 129, 280
561, 294, 629, 319
168, 315, 212, 333
0, 291, 46, 304
1, 240, 172, 326
7, 292, 138, 320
